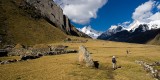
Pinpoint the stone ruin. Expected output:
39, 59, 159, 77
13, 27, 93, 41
0, 59, 18, 65
0, 54, 43, 65
135, 60, 160, 79
48, 45, 68, 55
0, 44, 78, 65
78, 45, 94, 67
4, 44, 78, 56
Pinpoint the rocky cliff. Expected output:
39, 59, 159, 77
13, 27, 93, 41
23, 0, 88, 36
0, 0, 89, 47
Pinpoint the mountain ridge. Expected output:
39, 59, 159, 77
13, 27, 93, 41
98, 20, 160, 45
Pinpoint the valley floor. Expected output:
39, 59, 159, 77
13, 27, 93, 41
0, 38, 160, 80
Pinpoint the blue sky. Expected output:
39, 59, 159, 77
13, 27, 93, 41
54, 0, 160, 32
83, 0, 149, 31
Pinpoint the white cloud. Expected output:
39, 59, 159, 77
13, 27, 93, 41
112, 0, 160, 30
132, 0, 156, 22
53, 0, 107, 24
149, 12, 160, 21
118, 21, 131, 27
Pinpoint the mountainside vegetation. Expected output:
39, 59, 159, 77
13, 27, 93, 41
0, 0, 89, 47
149, 33, 160, 45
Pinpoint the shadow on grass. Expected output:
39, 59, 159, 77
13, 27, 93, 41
93, 61, 115, 79
74, 61, 115, 80
99, 65, 115, 80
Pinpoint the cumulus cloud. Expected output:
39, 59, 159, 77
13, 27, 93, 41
118, 21, 131, 27
53, 0, 107, 24
149, 12, 160, 21
113, 0, 160, 29
132, 0, 156, 22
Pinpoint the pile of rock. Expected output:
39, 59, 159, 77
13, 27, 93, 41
135, 60, 160, 79
50, 45, 67, 52
78, 45, 94, 67
31, 44, 51, 55
0, 59, 18, 65
5, 44, 77, 56
0, 54, 43, 65
7, 44, 31, 56
0, 44, 78, 65
48, 45, 77, 55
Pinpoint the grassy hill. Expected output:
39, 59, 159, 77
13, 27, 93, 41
0, 0, 67, 46
148, 33, 160, 45
0, 38, 160, 80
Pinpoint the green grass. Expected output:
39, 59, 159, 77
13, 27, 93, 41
0, 38, 159, 80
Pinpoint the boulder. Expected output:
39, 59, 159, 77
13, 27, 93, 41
78, 45, 94, 67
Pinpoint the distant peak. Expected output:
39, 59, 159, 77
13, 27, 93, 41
77, 26, 103, 39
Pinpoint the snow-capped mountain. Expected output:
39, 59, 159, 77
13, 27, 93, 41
127, 20, 160, 31
126, 20, 143, 31
77, 26, 102, 39
98, 20, 160, 44
108, 25, 125, 34
98, 25, 125, 39
148, 20, 160, 30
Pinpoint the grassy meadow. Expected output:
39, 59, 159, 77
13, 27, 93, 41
0, 38, 160, 80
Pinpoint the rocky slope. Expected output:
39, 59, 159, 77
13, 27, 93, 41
0, 0, 89, 47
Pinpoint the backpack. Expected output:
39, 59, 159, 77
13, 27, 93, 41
112, 58, 116, 63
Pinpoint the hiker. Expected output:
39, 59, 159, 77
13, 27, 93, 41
112, 56, 117, 70
126, 50, 129, 54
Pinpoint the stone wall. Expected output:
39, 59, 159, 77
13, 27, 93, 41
135, 60, 160, 79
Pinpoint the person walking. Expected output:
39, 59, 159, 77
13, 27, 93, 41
126, 50, 129, 54
112, 56, 117, 70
